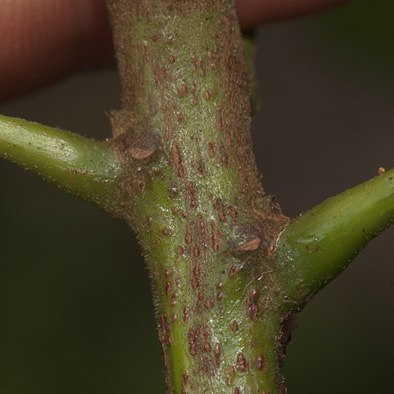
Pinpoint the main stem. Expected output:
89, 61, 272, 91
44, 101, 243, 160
107, 0, 288, 392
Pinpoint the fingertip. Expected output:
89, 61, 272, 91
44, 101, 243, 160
0, 0, 113, 101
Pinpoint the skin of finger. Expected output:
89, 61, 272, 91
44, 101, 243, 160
0, 0, 348, 101
0, 0, 112, 101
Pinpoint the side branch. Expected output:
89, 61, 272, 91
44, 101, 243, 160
0, 115, 124, 215
275, 169, 394, 311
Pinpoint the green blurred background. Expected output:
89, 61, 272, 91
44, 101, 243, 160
1, 1, 394, 393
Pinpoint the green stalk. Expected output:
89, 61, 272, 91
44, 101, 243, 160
107, 0, 288, 392
275, 169, 394, 312
0, 115, 123, 215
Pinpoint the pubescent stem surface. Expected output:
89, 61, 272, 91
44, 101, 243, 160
276, 168, 394, 312
107, 0, 289, 392
0, 114, 123, 215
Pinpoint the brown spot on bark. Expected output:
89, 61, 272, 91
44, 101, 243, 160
212, 234, 219, 252
188, 182, 196, 207
192, 267, 200, 289
198, 213, 205, 235
178, 113, 185, 122
160, 313, 171, 338
204, 90, 210, 100
189, 344, 197, 356
228, 205, 237, 219
183, 306, 189, 323
216, 199, 227, 222
172, 313, 177, 322
197, 159, 204, 177
231, 320, 238, 332
163, 350, 167, 367
171, 144, 184, 178
217, 282, 222, 289
182, 370, 189, 391
205, 297, 213, 309
185, 233, 192, 244
217, 292, 222, 301
177, 246, 184, 255
182, 369, 188, 382
236, 353, 247, 372
218, 114, 224, 130
204, 342, 211, 352
229, 365, 235, 375
228, 205, 237, 225
281, 384, 288, 393
169, 55, 175, 63
182, 210, 187, 218
147, 217, 152, 225
193, 246, 200, 257
208, 142, 215, 157
234, 388, 240, 394
188, 328, 196, 344
231, 237, 261, 253
229, 265, 236, 278
211, 221, 219, 252
214, 343, 221, 366
247, 299, 259, 321
196, 295, 203, 311
251, 289, 258, 299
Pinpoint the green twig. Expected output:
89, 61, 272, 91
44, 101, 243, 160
275, 169, 394, 311
0, 114, 123, 215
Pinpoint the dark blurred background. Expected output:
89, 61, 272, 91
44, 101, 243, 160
1, 0, 394, 393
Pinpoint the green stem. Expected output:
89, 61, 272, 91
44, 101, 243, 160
107, 0, 288, 392
275, 169, 394, 311
0, 114, 123, 215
